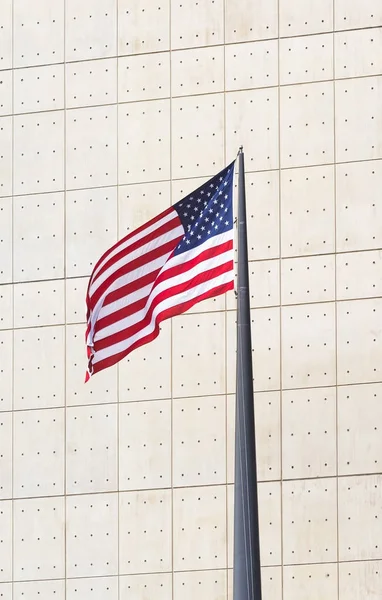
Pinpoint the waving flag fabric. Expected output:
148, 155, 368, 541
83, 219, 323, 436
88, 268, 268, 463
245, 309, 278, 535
85, 161, 235, 379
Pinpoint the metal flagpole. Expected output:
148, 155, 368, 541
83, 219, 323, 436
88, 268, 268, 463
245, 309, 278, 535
233, 147, 262, 600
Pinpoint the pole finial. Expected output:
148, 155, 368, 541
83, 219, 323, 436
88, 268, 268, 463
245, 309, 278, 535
238, 145, 243, 154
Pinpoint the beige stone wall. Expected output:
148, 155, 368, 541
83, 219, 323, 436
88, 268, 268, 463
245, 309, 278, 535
1, 0, 382, 598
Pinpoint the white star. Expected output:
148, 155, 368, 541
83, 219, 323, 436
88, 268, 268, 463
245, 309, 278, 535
224, 181, 228, 186
220, 216, 223, 221
210, 183, 214, 188
214, 225, 218, 229
213, 199, 218, 204
194, 207, 198, 212
219, 190, 223, 195
190, 215, 195, 221
183, 212, 188, 217
220, 203, 224, 208
209, 208, 213, 214
197, 198, 201, 203
207, 192, 211, 197
201, 226, 205, 231
187, 204, 191, 208
197, 235, 201, 240
225, 221, 229, 226
186, 239, 191, 245
219, 176, 223, 181
205, 217, 209, 222
224, 195, 228, 199
190, 231, 194, 236
208, 230, 211, 235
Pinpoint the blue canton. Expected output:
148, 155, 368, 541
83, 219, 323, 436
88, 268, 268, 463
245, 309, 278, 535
172, 162, 235, 256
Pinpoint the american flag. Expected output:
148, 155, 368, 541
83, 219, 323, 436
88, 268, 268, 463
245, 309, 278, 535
85, 161, 235, 378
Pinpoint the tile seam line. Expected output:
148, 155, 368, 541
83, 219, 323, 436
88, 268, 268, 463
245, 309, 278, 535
222, 0, 230, 593
332, 11, 341, 599
6, 70, 382, 117
10, 0, 15, 597
6, 380, 382, 402
4, 154, 382, 201
62, 0, 68, 595
3, 259, 382, 287
276, 2, 284, 597
5, 375, 382, 398
4, 470, 380, 502
6, 375, 382, 410
4, 555, 381, 586
5, 242, 382, 288
7, 21, 382, 72
8, 293, 382, 331
168, 2, 175, 597
115, 0, 120, 597
2, 557, 380, 585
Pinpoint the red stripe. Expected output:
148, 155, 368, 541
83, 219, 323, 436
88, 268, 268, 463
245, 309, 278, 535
90, 280, 233, 375
93, 261, 233, 352
154, 240, 233, 288
86, 265, 163, 342
93, 240, 233, 334
90, 216, 181, 289
95, 296, 147, 333
147, 261, 233, 327
88, 235, 182, 310
89, 206, 174, 280
94, 260, 232, 350
85, 205, 174, 314
101, 269, 159, 307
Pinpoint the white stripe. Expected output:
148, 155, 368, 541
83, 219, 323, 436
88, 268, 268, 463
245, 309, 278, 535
88, 229, 231, 344
86, 251, 173, 346
89, 222, 183, 297
93, 283, 152, 323
91, 209, 178, 281
86, 223, 183, 345
95, 247, 233, 341
158, 230, 233, 276
92, 270, 233, 364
